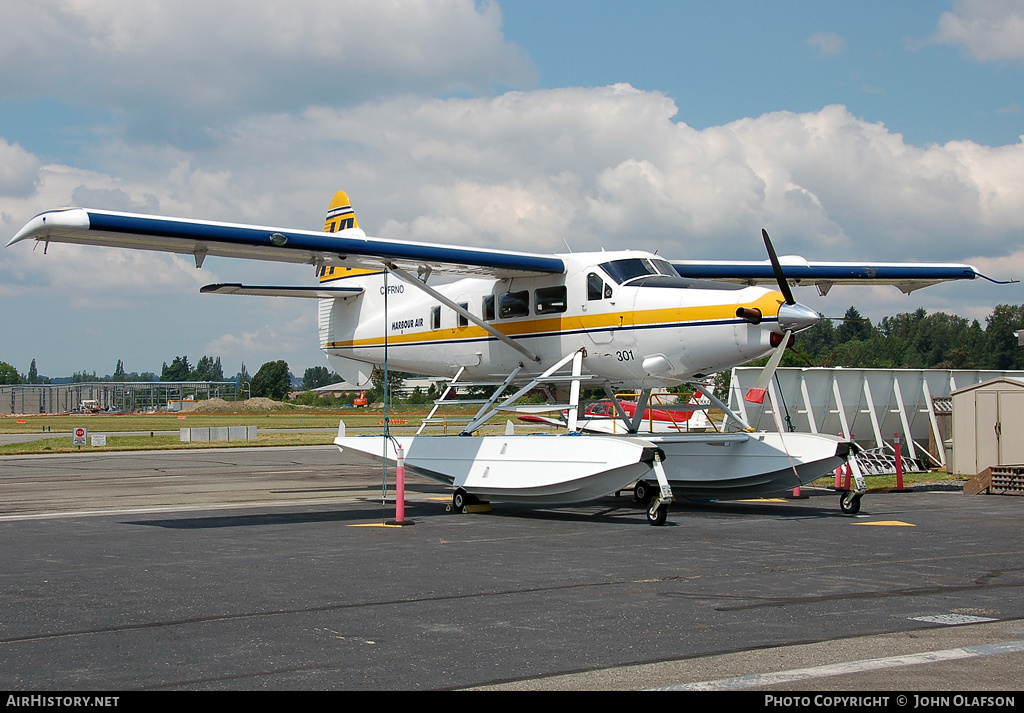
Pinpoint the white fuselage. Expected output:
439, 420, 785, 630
318, 250, 787, 389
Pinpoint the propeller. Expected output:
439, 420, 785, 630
744, 328, 791, 404
762, 229, 795, 305
744, 229, 808, 404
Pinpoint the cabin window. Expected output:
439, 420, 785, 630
430, 305, 441, 330
587, 273, 613, 299
652, 259, 677, 277
600, 257, 679, 285
457, 302, 469, 327
535, 286, 567, 315
600, 258, 654, 284
498, 290, 530, 319
482, 294, 495, 321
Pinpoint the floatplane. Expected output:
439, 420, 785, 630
9, 191, 1006, 524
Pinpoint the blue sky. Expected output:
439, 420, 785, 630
501, 1, 1021, 146
1, 1, 1023, 379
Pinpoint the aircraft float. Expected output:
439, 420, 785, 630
9, 191, 1007, 524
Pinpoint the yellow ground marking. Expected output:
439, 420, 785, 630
853, 520, 915, 527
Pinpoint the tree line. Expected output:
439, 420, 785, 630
0, 354, 344, 401
782, 304, 1024, 370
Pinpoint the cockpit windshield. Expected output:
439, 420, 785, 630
600, 257, 679, 284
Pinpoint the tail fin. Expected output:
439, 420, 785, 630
320, 190, 378, 284
324, 190, 359, 233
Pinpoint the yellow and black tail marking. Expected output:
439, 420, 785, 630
324, 190, 359, 233
318, 265, 383, 282
320, 190, 380, 283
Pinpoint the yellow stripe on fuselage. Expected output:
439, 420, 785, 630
325, 293, 783, 350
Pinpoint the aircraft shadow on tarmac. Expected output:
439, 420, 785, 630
121, 501, 443, 529
121, 490, 847, 529
444, 490, 848, 526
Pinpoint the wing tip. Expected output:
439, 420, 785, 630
8, 208, 90, 247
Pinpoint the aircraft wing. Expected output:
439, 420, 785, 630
7, 208, 565, 278
670, 258, 1010, 294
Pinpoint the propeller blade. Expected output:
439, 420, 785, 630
744, 329, 791, 404
762, 228, 795, 305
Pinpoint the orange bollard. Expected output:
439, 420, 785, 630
891, 433, 908, 493
387, 443, 415, 526
396, 443, 405, 522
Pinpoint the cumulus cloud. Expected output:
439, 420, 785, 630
933, 0, 1024, 62
0, 139, 41, 196
0, 0, 534, 143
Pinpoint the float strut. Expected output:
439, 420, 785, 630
647, 450, 674, 526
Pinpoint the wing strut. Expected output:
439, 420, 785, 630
386, 263, 540, 364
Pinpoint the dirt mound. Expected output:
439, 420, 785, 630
180, 397, 292, 413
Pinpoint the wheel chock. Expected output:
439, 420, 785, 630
446, 502, 492, 514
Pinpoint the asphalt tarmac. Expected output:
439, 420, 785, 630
1, 445, 1022, 692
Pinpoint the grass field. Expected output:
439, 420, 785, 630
0, 408, 427, 434
0, 405, 529, 455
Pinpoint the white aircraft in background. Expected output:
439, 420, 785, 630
9, 191, 1006, 524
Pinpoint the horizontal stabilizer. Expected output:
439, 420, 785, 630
200, 283, 363, 299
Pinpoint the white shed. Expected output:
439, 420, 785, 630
950, 377, 1024, 476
